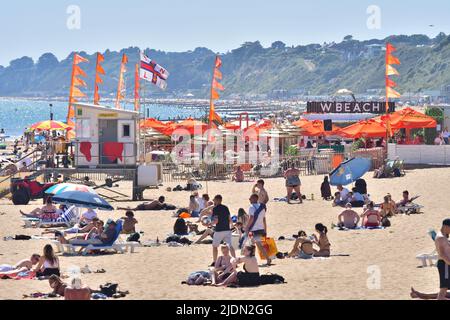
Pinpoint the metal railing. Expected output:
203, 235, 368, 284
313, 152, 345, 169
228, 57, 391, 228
157, 147, 385, 182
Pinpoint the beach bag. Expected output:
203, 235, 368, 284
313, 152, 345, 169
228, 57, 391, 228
260, 273, 286, 285
100, 283, 118, 297
127, 233, 140, 242
187, 271, 210, 285
258, 237, 278, 260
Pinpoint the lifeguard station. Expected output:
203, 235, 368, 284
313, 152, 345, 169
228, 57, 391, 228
42, 103, 162, 201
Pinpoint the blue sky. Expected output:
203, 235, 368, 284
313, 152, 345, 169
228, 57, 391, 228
0, 0, 449, 66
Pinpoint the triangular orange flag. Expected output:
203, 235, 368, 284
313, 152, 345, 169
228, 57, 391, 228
213, 79, 225, 91
211, 88, 220, 100
214, 69, 223, 80
386, 78, 397, 88
122, 54, 129, 64
73, 65, 87, 77
96, 64, 105, 75
387, 55, 400, 65
386, 87, 401, 98
74, 54, 89, 65
215, 56, 222, 68
95, 74, 104, 84
386, 43, 396, 54
97, 53, 105, 63
386, 65, 400, 76
73, 77, 87, 87
72, 86, 87, 98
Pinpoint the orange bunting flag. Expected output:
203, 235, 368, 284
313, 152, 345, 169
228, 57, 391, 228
209, 56, 225, 126
213, 78, 225, 91
211, 89, 220, 100
214, 68, 223, 80
386, 87, 401, 98
115, 54, 128, 109
386, 78, 397, 88
385, 42, 401, 114
73, 65, 87, 77
387, 55, 400, 65
73, 54, 89, 65
73, 77, 87, 87
386, 65, 400, 76
94, 52, 105, 105
67, 53, 88, 127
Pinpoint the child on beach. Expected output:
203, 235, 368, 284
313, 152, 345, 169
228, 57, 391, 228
122, 211, 138, 234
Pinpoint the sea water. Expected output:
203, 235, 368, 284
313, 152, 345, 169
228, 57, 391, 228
0, 98, 205, 138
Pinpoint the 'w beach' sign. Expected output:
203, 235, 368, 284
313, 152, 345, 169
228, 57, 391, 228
307, 102, 395, 114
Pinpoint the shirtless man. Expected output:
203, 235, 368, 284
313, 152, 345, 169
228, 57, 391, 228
0, 254, 41, 275
435, 219, 450, 300
284, 165, 302, 204
337, 203, 361, 229
252, 180, 269, 205
117, 196, 168, 211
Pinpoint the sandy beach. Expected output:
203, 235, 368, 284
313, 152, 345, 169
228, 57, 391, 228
0, 167, 448, 300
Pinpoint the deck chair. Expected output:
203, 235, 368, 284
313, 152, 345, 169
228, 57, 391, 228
416, 230, 438, 267
54, 220, 136, 256
23, 206, 79, 228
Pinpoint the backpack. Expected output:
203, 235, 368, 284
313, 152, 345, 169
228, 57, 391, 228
127, 233, 140, 242
260, 273, 286, 285
100, 283, 118, 297
381, 216, 391, 228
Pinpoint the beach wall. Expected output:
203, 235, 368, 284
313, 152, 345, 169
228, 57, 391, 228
388, 143, 450, 165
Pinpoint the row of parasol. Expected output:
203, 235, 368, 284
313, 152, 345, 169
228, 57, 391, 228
141, 107, 437, 139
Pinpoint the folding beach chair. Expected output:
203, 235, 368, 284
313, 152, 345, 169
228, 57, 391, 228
416, 230, 438, 267
23, 206, 79, 228
54, 220, 138, 256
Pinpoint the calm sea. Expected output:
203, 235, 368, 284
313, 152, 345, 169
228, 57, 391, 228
0, 98, 205, 138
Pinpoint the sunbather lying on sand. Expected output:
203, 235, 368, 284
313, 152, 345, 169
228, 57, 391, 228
117, 197, 176, 211
0, 254, 41, 275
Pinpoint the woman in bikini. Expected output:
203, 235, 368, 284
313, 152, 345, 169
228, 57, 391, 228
20, 197, 58, 220
361, 202, 382, 228
288, 231, 315, 259
380, 195, 397, 217
216, 245, 260, 287
211, 245, 233, 284
312, 224, 331, 257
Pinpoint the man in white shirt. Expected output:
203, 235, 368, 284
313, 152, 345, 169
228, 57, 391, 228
337, 185, 350, 203
245, 194, 271, 265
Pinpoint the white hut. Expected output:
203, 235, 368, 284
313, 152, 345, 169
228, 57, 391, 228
73, 103, 139, 168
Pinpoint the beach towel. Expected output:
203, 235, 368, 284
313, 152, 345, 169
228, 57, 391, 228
1, 270, 36, 280
335, 226, 385, 231
80, 142, 92, 162
103, 142, 124, 162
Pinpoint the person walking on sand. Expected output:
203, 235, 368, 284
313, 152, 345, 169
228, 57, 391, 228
245, 194, 271, 266
211, 195, 236, 264
252, 180, 269, 205
284, 164, 302, 204
435, 219, 450, 300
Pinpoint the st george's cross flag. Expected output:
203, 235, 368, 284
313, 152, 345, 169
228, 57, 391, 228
140, 52, 170, 90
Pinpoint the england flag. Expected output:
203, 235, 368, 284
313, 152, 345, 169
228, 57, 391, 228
140, 52, 170, 90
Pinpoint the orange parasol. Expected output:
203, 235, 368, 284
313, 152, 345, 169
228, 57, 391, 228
374, 107, 436, 130
299, 120, 340, 137
166, 118, 208, 136
339, 119, 391, 139
292, 118, 310, 128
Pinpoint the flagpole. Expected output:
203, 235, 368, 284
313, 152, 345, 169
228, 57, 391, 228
94, 53, 99, 105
